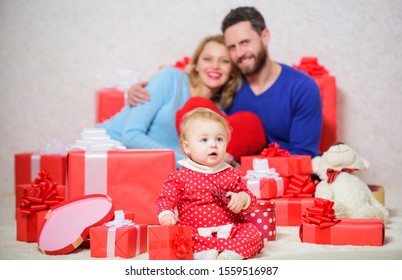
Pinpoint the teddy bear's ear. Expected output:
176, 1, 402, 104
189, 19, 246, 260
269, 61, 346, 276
355, 156, 370, 171
311, 155, 322, 173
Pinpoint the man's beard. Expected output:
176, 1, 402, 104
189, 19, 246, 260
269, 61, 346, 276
237, 46, 267, 76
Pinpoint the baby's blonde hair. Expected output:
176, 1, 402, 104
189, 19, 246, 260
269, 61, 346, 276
179, 108, 232, 144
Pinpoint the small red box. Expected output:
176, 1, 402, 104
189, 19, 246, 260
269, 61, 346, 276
14, 153, 67, 187
16, 208, 48, 242
67, 149, 175, 224
269, 197, 315, 226
96, 88, 126, 123
300, 218, 384, 246
244, 200, 276, 242
241, 155, 312, 177
244, 176, 289, 199
148, 225, 193, 260
89, 224, 147, 258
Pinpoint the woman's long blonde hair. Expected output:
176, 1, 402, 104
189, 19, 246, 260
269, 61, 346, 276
187, 34, 242, 110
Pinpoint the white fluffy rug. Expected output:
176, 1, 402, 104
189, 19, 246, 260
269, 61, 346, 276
1, 191, 401, 260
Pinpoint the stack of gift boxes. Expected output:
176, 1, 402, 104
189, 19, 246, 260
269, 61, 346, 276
13, 57, 196, 259
14, 129, 194, 258
240, 146, 385, 246
13, 57, 385, 259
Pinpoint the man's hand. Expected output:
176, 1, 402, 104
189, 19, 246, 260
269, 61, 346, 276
127, 81, 150, 106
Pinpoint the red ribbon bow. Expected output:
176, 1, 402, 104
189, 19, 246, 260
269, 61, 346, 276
210, 186, 230, 204
326, 168, 358, 184
302, 198, 341, 228
293, 57, 329, 77
173, 56, 190, 71
283, 174, 318, 198
174, 227, 193, 259
20, 170, 64, 215
260, 142, 290, 157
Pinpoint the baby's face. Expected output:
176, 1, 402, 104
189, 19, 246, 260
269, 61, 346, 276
182, 118, 228, 167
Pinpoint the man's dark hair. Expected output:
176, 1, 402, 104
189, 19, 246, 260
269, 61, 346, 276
221, 6, 266, 35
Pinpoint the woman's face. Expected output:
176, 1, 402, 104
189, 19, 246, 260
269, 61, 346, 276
195, 41, 233, 94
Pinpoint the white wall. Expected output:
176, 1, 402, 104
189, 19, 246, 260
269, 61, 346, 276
1, 0, 401, 207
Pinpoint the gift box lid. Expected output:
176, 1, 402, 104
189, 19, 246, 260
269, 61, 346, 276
251, 200, 275, 211
38, 194, 114, 255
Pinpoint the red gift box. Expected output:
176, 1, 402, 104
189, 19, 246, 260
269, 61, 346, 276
96, 88, 126, 123
89, 223, 147, 258
293, 57, 337, 153
14, 153, 67, 187
67, 149, 175, 224
241, 155, 312, 177
244, 200, 276, 242
244, 176, 288, 199
16, 208, 48, 242
148, 225, 193, 260
269, 197, 315, 226
300, 219, 384, 246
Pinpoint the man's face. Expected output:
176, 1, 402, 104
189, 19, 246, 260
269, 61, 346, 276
224, 21, 268, 76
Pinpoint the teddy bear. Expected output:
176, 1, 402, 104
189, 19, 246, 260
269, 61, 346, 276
312, 143, 389, 222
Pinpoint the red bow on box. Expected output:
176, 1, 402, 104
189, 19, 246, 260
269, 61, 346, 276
20, 170, 64, 215
293, 57, 329, 77
174, 227, 193, 259
260, 142, 290, 157
302, 198, 341, 228
283, 174, 318, 198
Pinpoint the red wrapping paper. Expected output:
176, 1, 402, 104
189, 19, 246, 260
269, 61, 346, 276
293, 57, 337, 153
16, 208, 48, 242
67, 149, 175, 224
244, 200, 276, 242
269, 197, 315, 226
244, 176, 289, 199
241, 155, 312, 177
300, 218, 384, 246
148, 225, 193, 260
89, 224, 147, 258
95, 88, 126, 123
14, 153, 67, 186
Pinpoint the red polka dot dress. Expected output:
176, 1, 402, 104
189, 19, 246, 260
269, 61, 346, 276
156, 159, 264, 259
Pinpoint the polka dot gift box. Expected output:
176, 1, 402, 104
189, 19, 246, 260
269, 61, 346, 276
244, 200, 276, 242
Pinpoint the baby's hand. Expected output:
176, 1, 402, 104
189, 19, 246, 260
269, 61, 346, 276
159, 213, 176, 226
226, 192, 248, 213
